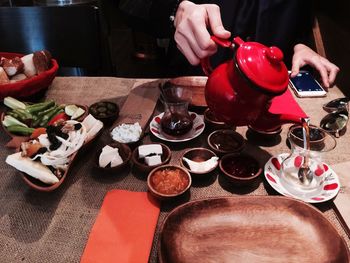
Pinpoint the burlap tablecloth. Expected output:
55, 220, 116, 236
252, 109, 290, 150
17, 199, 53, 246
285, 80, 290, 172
0, 77, 349, 262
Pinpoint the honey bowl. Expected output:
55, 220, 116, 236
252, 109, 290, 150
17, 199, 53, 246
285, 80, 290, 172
147, 165, 191, 200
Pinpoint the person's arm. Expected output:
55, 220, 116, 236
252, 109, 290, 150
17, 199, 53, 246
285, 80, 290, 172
173, 1, 230, 65
290, 44, 339, 89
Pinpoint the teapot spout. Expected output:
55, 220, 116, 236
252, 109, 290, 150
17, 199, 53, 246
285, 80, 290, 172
250, 112, 304, 132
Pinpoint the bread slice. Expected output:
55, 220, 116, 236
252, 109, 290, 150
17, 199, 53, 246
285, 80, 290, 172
0, 66, 9, 84
21, 53, 37, 77
33, 50, 52, 74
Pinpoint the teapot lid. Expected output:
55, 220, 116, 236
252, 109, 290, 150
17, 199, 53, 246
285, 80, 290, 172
234, 37, 289, 95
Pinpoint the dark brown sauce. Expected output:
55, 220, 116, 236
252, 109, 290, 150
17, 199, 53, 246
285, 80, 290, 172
222, 156, 259, 178
161, 112, 193, 136
212, 133, 240, 151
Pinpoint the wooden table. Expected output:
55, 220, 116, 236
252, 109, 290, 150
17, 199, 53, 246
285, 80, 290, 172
0, 77, 349, 262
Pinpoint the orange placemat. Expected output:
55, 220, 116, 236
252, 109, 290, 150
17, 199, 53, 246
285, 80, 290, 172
81, 190, 160, 263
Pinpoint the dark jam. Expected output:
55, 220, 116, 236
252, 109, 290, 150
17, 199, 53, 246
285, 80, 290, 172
212, 133, 241, 152
161, 112, 193, 136
222, 156, 259, 178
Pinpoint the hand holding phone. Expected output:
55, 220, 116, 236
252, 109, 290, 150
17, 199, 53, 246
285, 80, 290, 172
289, 71, 327, 98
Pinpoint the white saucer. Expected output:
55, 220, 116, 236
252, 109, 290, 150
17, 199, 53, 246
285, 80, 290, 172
149, 112, 205, 142
264, 153, 340, 203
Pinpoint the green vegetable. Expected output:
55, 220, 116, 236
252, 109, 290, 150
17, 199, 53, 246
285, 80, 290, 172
25, 100, 55, 114
37, 105, 58, 117
39, 107, 64, 127
4, 97, 26, 110
2, 115, 28, 127
6, 125, 35, 136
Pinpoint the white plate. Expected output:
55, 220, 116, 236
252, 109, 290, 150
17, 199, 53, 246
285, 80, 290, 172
264, 153, 340, 203
149, 112, 205, 142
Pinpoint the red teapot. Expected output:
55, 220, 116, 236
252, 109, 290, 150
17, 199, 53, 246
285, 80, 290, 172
202, 36, 303, 132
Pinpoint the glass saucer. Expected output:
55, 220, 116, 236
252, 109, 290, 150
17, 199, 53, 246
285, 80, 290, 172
264, 153, 340, 203
149, 112, 205, 142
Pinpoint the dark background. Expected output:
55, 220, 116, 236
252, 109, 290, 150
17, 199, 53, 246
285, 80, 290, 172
1, 0, 349, 96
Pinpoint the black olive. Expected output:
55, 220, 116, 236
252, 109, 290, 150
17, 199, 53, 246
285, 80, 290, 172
74, 123, 82, 130
97, 102, 106, 107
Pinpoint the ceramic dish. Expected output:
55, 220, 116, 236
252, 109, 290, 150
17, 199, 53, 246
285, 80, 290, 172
180, 148, 218, 175
150, 112, 205, 142
159, 196, 349, 263
94, 142, 132, 174
0, 52, 59, 100
132, 143, 172, 174
6, 115, 103, 192
264, 153, 340, 203
203, 108, 233, 130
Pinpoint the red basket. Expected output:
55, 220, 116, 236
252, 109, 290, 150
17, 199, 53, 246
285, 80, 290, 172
0, 52, 59, 100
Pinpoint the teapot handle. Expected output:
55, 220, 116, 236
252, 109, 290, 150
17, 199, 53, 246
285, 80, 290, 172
201, 36, 244, 75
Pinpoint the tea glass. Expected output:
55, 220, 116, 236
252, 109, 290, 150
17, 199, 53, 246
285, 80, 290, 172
280, 125, 336, 198
160, 84, 193, 136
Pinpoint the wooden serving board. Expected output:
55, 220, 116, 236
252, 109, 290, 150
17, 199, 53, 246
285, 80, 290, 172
111, 81, 160, 131
333, 161, 350, 236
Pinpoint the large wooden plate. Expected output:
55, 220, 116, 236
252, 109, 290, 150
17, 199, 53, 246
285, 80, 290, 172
159, 196, 349, 263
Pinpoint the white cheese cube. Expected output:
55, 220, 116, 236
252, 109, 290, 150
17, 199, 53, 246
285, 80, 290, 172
110, 153, 123, 167
99, 148, 118, 168
145, 155, 162, 166
138, 144, 163, 158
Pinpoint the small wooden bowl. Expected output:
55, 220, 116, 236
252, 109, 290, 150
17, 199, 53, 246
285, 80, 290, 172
219, 153, 262, 186
110, 122, 143, 150
203, 108, 233, 131
147, 165, 191, 200
132, 143, 171, 174
180, 147, 218, 175
94, 142, 132, 174
89, 101, 119, 126
207, 129, 245, 155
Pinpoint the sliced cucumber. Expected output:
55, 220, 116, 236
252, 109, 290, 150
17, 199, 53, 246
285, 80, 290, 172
65, 105, 79, 117
4, 97, 26, 110
71, 107, 85, 119
2, 115, 28, 127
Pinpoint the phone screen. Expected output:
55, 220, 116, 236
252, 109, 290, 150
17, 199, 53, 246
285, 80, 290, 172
290, 71, 324, 92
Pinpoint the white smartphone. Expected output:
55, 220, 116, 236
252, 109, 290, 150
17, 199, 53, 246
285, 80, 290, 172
289, 71, 327, 98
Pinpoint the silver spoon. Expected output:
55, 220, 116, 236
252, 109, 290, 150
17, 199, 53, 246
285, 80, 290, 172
298, 118, 313, 185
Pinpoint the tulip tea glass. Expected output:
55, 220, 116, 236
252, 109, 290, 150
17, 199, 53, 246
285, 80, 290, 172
280, 125, 336, 198
159, 83, 193, 136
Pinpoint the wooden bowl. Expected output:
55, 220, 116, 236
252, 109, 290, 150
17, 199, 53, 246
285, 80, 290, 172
203, 108, 233, 131
169, 76, 207, 107
9, 113, 102, 192
132, 143, 171, 174
0, 52, 58, 100
219, 153, 262, 186
147, 165, 191, 200
180, 147, 218, 175
89, 101, 119, 126
94, 142, 132, 174
110, 122, 143, 150
207, 129, 245, 156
